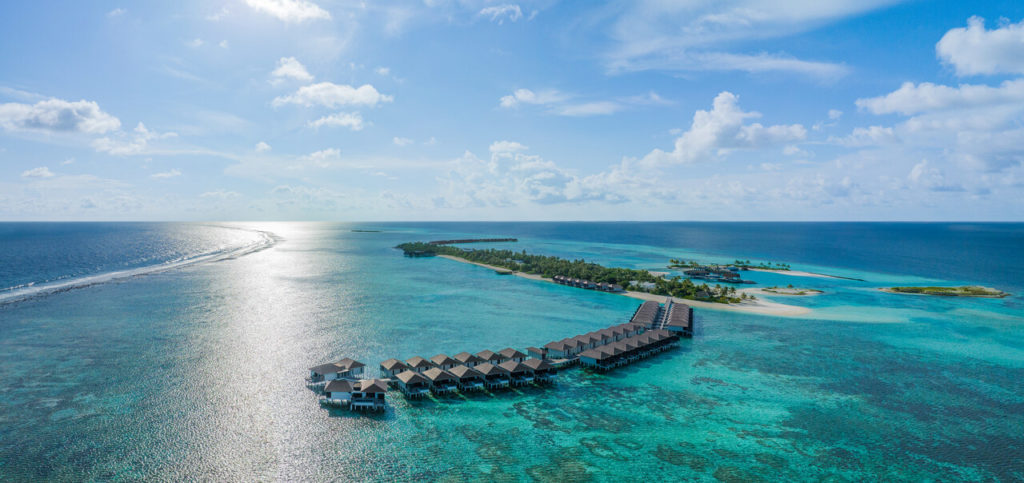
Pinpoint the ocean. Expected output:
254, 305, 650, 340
1, 222, 1022, 481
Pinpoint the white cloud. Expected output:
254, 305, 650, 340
21, 167, 55, 178
151, 169, 182, 179
489, 140, 528, 154
244, 0, 330, 23
303, 148, 341, 168
937, 16, 1024, 76
219, 40, 229, 49
92, 122, 177, 156
908, 160, 963, 191
255, 141, 272, 152
829, 125, 897, 147
107, 8, 126, 18
855, 79, 1024, 115
393, 136, 413, 146
499, 88, 567, 108
186, 38, 204, 48
375, 67, 390, 76
601, 0, 897, 78
272, 82, 392, 108
207, 7, 230, 21
308, 111, 364, 130
271, 57, 314, 82
640, 91, 805, 167
480, 5, 523, 24
829, 109, 843, 120
0, 98, 120, 134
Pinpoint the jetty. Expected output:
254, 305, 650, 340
308, 299, 692, 412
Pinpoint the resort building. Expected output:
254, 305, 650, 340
321, 379, 355, 405
405, 356, 434, 374
475, 350, 504, 365
578, 329, 680, 372
525, 347, 545, 360
449, 365, 485, 391
474, 362, 511, 389
453, 351, 484, 367
522, 358, 557, 383
423, 367, 458, 395
394, 370, 430, 398
543, 340, 571, 359
350, 379, 388, 411
661, 301, 694, 338
498, 360, 534, 386
379, 358, 410, 378
497, 348, 527, 363
308, 358, 366, 383
430, 354, 459, 371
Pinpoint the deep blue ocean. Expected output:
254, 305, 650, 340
1, 222, 1022, 481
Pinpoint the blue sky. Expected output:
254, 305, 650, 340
2, 0, 1023, 221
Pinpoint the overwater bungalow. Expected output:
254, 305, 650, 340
522, 358, 557, 383
454, 351, 484, 366
475, 350, 504, 365
664, 303, 694, 337
498, 360, 534, 386
497, 348, 527, 363
379, 358, 410, 378
394, 370, 430, 398
543, 340, 572, 359
449, 365, 485, 391
321, 379, 355, 405
308, 358, 366, 384
423, 367, 458, 394
579, 347, 614, 370
525, 346, 546, 360
430, 354, 459, 371
351, 379, 388, 411
474, 362, 511, 389
405, 356, 434, 373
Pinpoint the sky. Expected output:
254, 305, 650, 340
1, 0, 1024, 221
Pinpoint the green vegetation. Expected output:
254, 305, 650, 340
352, 229, 382, 233
763, 285, 823, 296
667, 258, 791, 271
398, 242, 743, 304
882, 286, 1009, 298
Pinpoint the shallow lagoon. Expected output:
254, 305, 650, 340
1, 222, 1022, 480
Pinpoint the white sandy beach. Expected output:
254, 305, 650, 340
438, 254, 812, 317
748, 268, 843, 279
742, 287, 824, 297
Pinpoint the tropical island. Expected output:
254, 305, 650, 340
398, 242, 749, 304
881, 286, 1009, 298
668, 259, 791, 271
759, 285, 823, 296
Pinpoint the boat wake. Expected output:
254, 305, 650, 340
0, 227, 278, 306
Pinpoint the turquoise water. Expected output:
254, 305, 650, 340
1, 222, 1022, 481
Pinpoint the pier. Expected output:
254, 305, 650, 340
307, 299, 692, 411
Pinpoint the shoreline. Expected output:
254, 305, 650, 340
437, 255, 812, 317
742, 287, 823, 297
878, 287, 1009, 298
748, 267, 864, 281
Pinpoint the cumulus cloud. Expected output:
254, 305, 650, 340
640, 92, 805, 167
200, 190, 241, 199
255, 141, 272, 152
308, 111, 364, 130
0, 98, 120, 134
829, 126, 897, 147
303, 148, 341, 168
480, 5, 522, 24
272, 82, 392, 108
150, 169, 182, 179
908, 160, 963, 192
21, 167, 55, 178
554, 101, 622, 117
393, 136, 413, 146
271, 57, 314, 82
92, 122, 177, 155
107, 8, 126, 17
244, 0, 330, 23
499, 88, 567, 108
937, 16, 1024, 76
855, 79, 1024, 115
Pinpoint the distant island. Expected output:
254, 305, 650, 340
668, 259, 791, 271
881, 286, 1009, 298
398, 242, 748, 304
760, 285, 823, 296
351, 229, 382, 233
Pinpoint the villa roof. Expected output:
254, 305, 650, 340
380, 358, 409, 371
475, 350, 500, 361
544, 340, 570, 351
309, 358, 365, 375
324, 379, 355, 393
454, 351, 484, 364
357, 379, 389, 393
449, 365, 483, 380
423, 367, 457, 382
525, 346, 544, 354
405, 356, 433, 368
579, 348, 611, 361
395, 370, 429, 385
498, 360, 529, 374
474, 362, 510, 376
522, 358, 553, 371
498, 348, 526, 359
430, 354, 458, 366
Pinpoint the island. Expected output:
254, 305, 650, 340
757, 285, 823, 296
881, 286, 1009, 298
